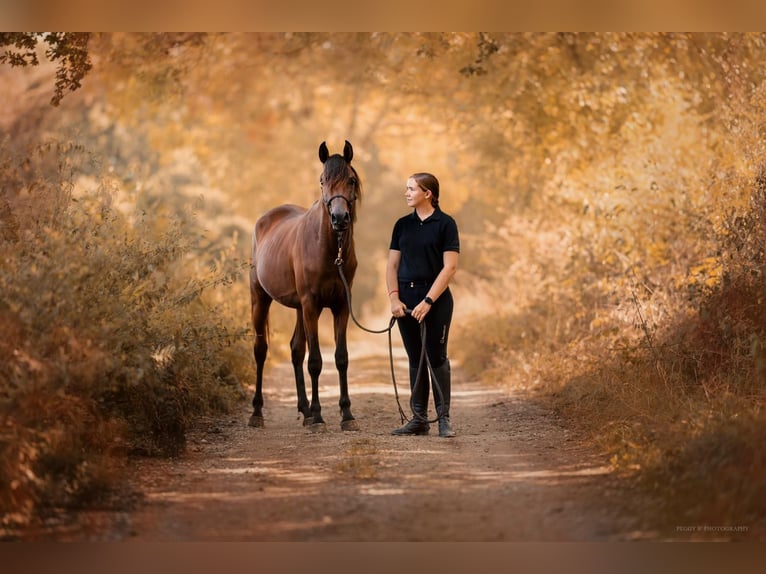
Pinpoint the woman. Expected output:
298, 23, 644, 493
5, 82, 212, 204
387, 172, 460, 438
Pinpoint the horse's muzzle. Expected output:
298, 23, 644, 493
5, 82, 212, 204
331, 211, 351, 231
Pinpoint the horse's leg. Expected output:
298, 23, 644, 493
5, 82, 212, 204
290, 309, 312, 424
248, 286, 272, 428
333, 305, 359, 431
302, 303, 325, 428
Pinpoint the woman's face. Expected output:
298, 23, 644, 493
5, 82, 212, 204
405, 177, 431, 209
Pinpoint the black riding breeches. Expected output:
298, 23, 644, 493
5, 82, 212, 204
396, 282, 453, 370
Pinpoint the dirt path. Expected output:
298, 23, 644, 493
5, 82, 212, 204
48, 335, 654, 541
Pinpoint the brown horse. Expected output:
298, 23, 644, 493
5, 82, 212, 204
248, 140, 361, 431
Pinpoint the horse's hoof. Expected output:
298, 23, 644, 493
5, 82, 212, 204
248, 415, 265, 428
341, 419, 360, 432
308, 422, 327, 433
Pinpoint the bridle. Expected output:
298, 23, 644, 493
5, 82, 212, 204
321, 175, 357, 264
321, 173, 357, 215
323, 193, 355, 213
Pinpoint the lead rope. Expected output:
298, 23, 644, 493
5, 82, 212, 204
334, 232, 445, 424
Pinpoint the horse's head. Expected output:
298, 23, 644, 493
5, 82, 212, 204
319, 140, 361, 232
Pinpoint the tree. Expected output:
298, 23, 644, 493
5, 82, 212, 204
0, 33, 92, 106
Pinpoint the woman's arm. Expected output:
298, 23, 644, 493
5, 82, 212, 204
386, 249, 407, 317
411, 250, 458, 323
427, 250, 458, 302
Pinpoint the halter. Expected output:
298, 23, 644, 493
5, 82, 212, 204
320, 170, 356, 268
320, 168, 357, 215
323, 194, 355, 266
323, 193, 355, 212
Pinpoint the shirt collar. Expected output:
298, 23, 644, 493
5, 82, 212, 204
409, 206, 442, 222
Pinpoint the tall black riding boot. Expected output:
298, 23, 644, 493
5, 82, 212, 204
392, 366, 430, 435
432, 361, 456, 438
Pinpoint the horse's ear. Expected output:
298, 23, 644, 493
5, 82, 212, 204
343, 140, 353, 163
319, 141, 329, 164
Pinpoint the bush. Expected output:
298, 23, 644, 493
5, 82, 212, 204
0, 140, 252, 534
451, 69, 766, 535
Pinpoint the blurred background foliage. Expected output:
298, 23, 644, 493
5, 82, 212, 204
1, 32, 765, 537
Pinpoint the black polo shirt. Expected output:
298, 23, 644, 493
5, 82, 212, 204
389, 207, 460, 283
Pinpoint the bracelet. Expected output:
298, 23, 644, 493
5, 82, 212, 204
388, 289, 399, 297
424, 296, 434, 305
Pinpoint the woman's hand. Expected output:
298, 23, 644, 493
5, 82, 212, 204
410, 299, 431, 323
391, 297, 407, 318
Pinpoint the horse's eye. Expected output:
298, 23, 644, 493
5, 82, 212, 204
348, 177, 357, 187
